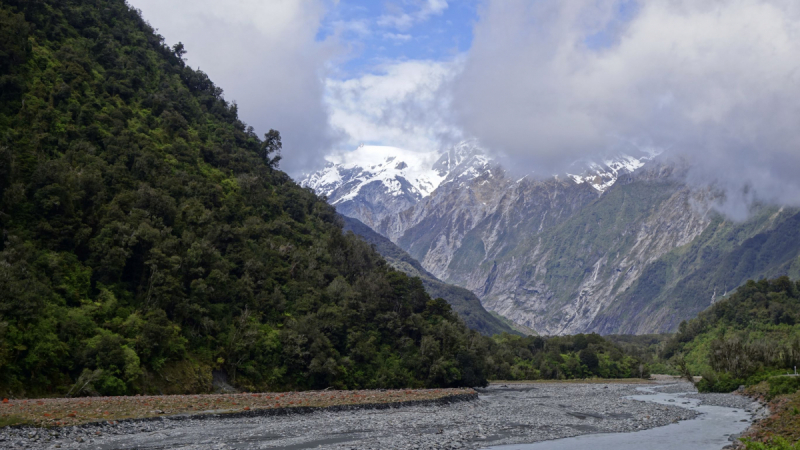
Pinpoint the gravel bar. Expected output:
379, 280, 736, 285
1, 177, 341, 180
0, 381, 747, 450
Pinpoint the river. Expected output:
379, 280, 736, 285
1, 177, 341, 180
485, 386, 753, 450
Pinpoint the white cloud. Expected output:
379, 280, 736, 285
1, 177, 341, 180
330, 19, 372, 38
453, 0, 800, 217
325, 59, 463, 157
126, 0, 341, 177
378, 0, 449, 30
384, 33, 413, 42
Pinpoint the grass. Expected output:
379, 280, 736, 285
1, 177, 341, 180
741, 437, 800, 450
0, 415, 31, 427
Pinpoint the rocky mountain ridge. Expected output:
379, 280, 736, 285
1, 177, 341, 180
303, 144, 800, 336
301, 142, 491, 231
301, 142, 653, 237
392, 162, 800, 335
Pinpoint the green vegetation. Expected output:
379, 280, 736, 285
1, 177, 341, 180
604, 334, 677, 375
488, 311, 538, 336
739, 388, 800, 446
660, 277, 800, 447
661, 277, 800, 393
341, 216, 515, 336
486, 333, 650, 381
342, 217, 650, 380
0, 415, 30, 428
742, 437, 800, 450
0, 0, 493, 396
0, 0, 650, 398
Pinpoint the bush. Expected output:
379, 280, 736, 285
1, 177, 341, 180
696, 370, 744, 393
741, 437, 800, 450
767, 377, 800, 400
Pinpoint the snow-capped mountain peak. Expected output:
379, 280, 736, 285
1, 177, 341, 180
431, 140, 492, 181
301, 145, 449, 205
567, 152, 659, 192
300, 142, 493, 230
301, 141, 656, 233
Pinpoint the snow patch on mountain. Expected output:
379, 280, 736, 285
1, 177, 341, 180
301, 145, 448, 205
300, 141, 495, 207
301, 141, 658, 241
567, 152, 660, 192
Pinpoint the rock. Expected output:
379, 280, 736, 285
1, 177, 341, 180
6, 381, 708, 449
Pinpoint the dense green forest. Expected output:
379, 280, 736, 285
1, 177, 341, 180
0, 0, 649, 398
0, 0, 490, 396
662, 277, 800, 394
486, 333, 650, 380
604, 334, 675, 375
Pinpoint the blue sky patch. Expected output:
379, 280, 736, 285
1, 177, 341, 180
319, 0, 478, 79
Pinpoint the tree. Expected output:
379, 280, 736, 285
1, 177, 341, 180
262, 129, 282, 168
579, 349, 599, 372
172, 42, 187, 60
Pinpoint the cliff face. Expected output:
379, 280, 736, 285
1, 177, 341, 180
592, 205, 800, 334
467, 167, 714, 335
387, 165, 700, 334
387, 163, 800, 335
382, 168, 601, 281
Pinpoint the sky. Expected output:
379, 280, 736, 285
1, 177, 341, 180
126, 0, 800, 218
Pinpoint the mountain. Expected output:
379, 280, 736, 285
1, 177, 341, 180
306, 138, 800, 336
393, 161, 800, 336
0, 0, 666, 401
566, 152, 657, 192
301, 141, 491, 231
589, 202, 800, 334
340, 215, 517, 336
301, 142, 656, 279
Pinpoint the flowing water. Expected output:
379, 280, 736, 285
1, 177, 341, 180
484, 386, 752, 450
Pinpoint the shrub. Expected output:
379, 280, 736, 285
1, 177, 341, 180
696, 370, 744, 393
741, 437, 800, 450
767, 377, 800, 400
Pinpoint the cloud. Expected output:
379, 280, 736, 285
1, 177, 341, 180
325, 59, 463, 157
126, 0, 341, 177
384, 33, 413, 42
378, 0, 449, 30
452, 0, 800, 218
330, 19, 372, 38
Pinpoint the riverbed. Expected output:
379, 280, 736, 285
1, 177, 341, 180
485, 385, 760, 450
0, 380, 765, 449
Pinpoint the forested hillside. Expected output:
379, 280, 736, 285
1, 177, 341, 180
662, 277, 800, 393
0, 0, 499, 396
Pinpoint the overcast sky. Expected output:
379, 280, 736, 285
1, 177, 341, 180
127, 0, 800, 218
